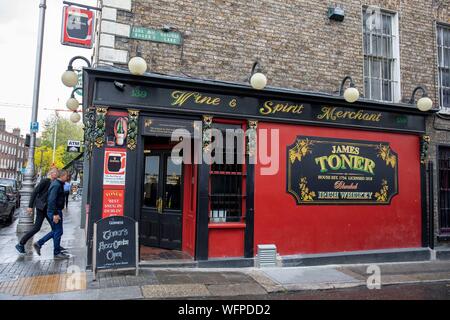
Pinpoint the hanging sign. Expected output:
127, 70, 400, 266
67, 140, 81, 152
103, 149, 127, 186
287, 136, 399, 205
93, 216, 138, 280
61, 6, 95, 48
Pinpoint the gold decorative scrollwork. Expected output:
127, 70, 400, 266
376, 144, 397, 168
94, 107, 108, 148
127, 109, 139, 150
375, 179, 389, 202
289, 138, 314, 164
299, 177, 316, 202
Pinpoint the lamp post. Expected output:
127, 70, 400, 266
17, 0, 47, 233
409, 86, 433, 112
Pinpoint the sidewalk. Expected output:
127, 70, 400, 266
1, 201, 450, 299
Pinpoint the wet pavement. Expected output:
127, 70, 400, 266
1, 200, 450, 300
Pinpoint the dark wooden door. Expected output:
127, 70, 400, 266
140, 150, 183, 250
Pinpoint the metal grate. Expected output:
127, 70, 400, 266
439, 146, 450, 233
257, 244, 277, 268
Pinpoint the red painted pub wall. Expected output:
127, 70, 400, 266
254, 122, 422, 256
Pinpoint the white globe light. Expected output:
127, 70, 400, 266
66, 97, 79, 111
128, 57, 147, 75
417, 97, 433, 112
250, 72, 267, 90
344, 87, 360, 103
70, 112, 81, 123
61, 70, 78, 87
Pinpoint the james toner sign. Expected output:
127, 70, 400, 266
287, 136, 398, 205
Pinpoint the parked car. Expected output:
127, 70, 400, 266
0, 186, 16, 224
0, 178, 20, 207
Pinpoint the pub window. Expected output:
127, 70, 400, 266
437, 24, 450, 113
363, 8, 400, 102
439, 146, 450, 234
209, 122, 246, 223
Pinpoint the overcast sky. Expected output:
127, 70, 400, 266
0, 0, 97, 135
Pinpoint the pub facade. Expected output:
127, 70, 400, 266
82, 66, 434, 266
80, 0, 450, 267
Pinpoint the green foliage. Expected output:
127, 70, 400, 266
36, 116, 83, 174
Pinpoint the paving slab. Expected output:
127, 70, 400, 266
262, 267, 361, 289
206, 282, 267, 297
142, 284, 210, 299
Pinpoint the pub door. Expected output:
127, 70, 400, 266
140, 150, 183, 250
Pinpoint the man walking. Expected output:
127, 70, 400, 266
34, 169, 70, 259
15, 168, 58, 254
63, 177, 71, 209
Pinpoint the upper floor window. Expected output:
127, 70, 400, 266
363, 8, 400, 102
437, 24, 450, 113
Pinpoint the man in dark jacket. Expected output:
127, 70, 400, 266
35, 169, 69, 259
15, 168, 59, 254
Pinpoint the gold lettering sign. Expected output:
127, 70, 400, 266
259, 101, 305, 116
171, 91, 221, 107
317, 106, 382, 122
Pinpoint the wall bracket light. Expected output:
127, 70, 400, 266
339, 76, 360, 103
61, 56, 91, 87
409, 86, 433, 112
249, 61, 267, 90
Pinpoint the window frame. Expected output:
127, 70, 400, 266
362, 6, 401, 103
207, 118, 247, 224
436, 22, 450, 114
437, 144, 450, 235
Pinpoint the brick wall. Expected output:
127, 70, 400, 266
94, 0, 450, 246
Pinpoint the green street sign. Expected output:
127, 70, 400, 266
130, 26, 182, 45
74, 70, 83, 97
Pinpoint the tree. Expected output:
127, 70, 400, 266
36, 115, 84, 174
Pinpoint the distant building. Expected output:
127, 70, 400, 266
0, 119, 27, 180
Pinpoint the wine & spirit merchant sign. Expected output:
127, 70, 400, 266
287, 136, 399, 205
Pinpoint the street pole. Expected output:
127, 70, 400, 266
52, 111, 59, 164
17, 0, 46, 233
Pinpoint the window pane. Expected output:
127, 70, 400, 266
164, 156, 182, 210
143, 156, 159, 207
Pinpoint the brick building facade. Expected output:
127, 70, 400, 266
0, 119, 27, 180
91, 0, 450, 252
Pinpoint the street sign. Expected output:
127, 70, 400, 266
130, 26, 182, 45
67, 140, 81, 153
74, 70, 83, 97
61, 6, 95, 49
30, 122, 39, 133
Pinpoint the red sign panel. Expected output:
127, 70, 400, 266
61, 6, 94, 48
102, 189, 125, 218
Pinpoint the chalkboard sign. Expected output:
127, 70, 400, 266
93, 216, 138, 279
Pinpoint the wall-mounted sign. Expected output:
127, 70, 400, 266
142, 117, 195, 137
93, 216, 138, 280
287, 136, 399, 205
61, 6, 95, 49
106, 115, 128, 148
94, 81, 426, 133
103, 149, 127, 186
67, 140, 81, 153
130, 26, 182, 45
102, 189, 125, 218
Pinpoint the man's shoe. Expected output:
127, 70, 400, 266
15, 244, 25, 254
54, 252, 70, 260
33, 243, 41, 256
60, 246, 68, 253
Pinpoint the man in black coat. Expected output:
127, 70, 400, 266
35, 169, 70, 259
15, 168, 59, 254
